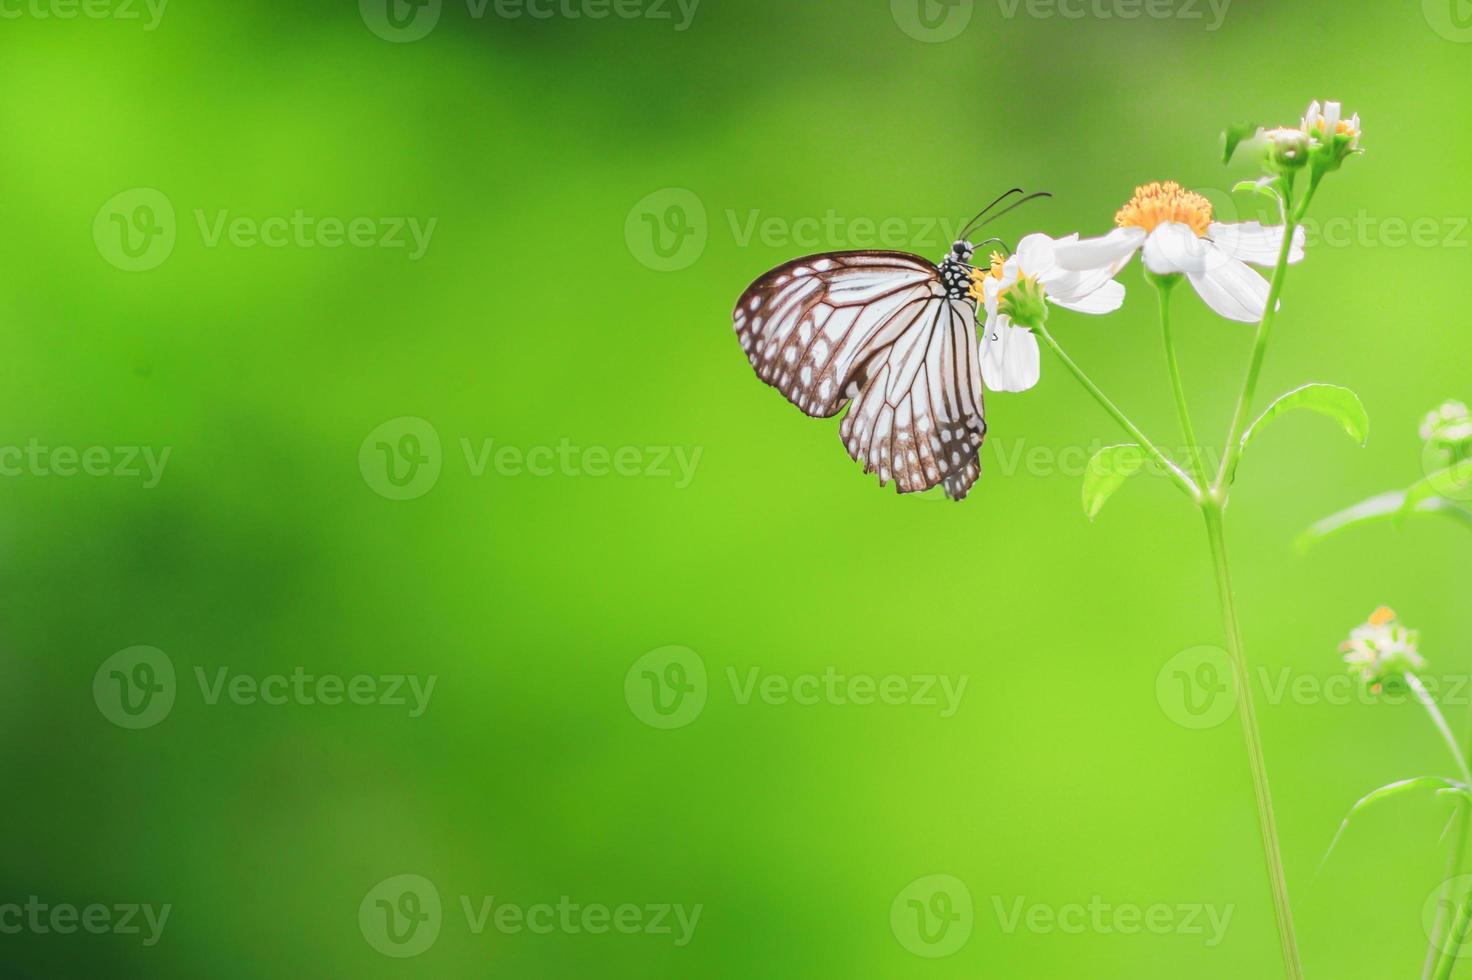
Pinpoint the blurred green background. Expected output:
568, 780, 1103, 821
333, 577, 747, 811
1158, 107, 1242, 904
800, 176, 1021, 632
1, 0, 1470, 976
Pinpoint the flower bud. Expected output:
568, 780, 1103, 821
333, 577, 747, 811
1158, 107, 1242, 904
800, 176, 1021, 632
1259, 126, 1311, 174
1421, 399, 1472, 470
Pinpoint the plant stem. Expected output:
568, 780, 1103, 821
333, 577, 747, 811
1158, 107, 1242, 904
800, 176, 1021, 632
1213, 183, 1316, 492
1045, 187, 1319, 978
1032, 321, 1199, 500
1426, 686, 1472, 979
1202, 502, 1304, 980
1428, 806, 1472, 980
1409, 673, 1472, 783
1152, 276, 1206, 487
1434, 887, 1472, 980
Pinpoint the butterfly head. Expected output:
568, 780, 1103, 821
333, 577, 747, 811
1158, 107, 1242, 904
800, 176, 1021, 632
950, 240, 975, 263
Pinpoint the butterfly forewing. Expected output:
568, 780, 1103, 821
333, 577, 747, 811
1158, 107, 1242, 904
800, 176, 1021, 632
733, 250, 987, 499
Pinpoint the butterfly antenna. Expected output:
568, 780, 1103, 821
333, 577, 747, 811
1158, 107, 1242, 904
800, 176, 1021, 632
957, 188, 1023, 241
970, 191, 1052, 235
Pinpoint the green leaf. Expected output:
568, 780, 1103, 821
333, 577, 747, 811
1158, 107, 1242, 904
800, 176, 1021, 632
1222, 121, 1260, 164
1082, 444, 1146, 521
1317, 777, 1471, 881
1241, 383, 1369, 459
1400, 459, 1472, 518
1233, 177, 1280, 201
1296, 491, 1472, 552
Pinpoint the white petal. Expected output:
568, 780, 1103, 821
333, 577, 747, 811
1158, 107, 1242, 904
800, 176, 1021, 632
1323, 101, 1341, 133
1207, 221, 1306, 267
1186, 255, 1270, 323
980, 320, 1041, 393
1015, 232, 1059, 279
1141, 222, 1211, 274
982, 276, 1005, 316
1302, 100, 1321, 131
1041, 259, 1121, 304
1050, 278, 1125, 315
1053, 227, 1146, 272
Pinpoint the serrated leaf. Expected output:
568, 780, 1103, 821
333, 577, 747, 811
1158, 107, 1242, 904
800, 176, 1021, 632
1317, 777, 1471, 880
1082, 444, 1146, 521
1400, 459, 1472, 519
1222, 121, 1261, 164
1242, 384, 1369, 457
1296, 491, 1472, 552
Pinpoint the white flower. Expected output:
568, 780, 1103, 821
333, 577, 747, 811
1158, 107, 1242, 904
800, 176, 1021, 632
1053, 181, 1307, 323
1341, 606, 1424, 694
969, 233, 1125, 392
1301, 99, 1362, 153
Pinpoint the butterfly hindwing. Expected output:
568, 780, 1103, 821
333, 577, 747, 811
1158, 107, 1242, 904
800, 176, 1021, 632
839, 296, 986, 500
733, 250, 986, 499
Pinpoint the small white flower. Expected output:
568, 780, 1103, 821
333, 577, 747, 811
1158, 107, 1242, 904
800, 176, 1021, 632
969, 233, 1125, 392
1301, 99, 1362, 153
1341, 606, 1424, 694
1053, 181, 1307, 323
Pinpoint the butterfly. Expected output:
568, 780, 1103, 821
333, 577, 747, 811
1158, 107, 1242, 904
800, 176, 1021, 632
732, 189, 1047, 500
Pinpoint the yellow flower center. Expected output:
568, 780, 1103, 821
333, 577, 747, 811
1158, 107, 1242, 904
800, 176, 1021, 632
1114, 181, 1213, 236
1369, 605, 1396, 627
967, 251, 1008, 302
1309, 116, 1359, 139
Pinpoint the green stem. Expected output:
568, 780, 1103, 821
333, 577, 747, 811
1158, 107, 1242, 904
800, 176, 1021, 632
1427, 687, 1472, 979
1032, 320, 1198, 500
1202, 503, 1304, 980
1409, 673, 1472, 783
1152, 275, 1206, 487
1434, 889, 1472, 980
1045, 186, 1319, 979
1429, 806, 1472, 980
1213, 182, 1317, 491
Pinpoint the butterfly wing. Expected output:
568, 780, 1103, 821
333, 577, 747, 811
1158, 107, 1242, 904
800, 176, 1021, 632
840, 297, 987, 500
733, 251, 987, 499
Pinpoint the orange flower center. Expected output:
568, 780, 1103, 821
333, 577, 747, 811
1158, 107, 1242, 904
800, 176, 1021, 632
1369, 606, 1396, 627
1115, 181, 1213, 236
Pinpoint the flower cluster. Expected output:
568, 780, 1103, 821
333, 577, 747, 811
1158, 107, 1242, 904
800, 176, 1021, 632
1254, 100, 1363, 180
1341, 606, 1425, 694
968, 100, 1359, 397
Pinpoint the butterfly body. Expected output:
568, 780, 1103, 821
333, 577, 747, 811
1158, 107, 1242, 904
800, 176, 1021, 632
732, 241, 987, 500
938, 241, 978, 299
